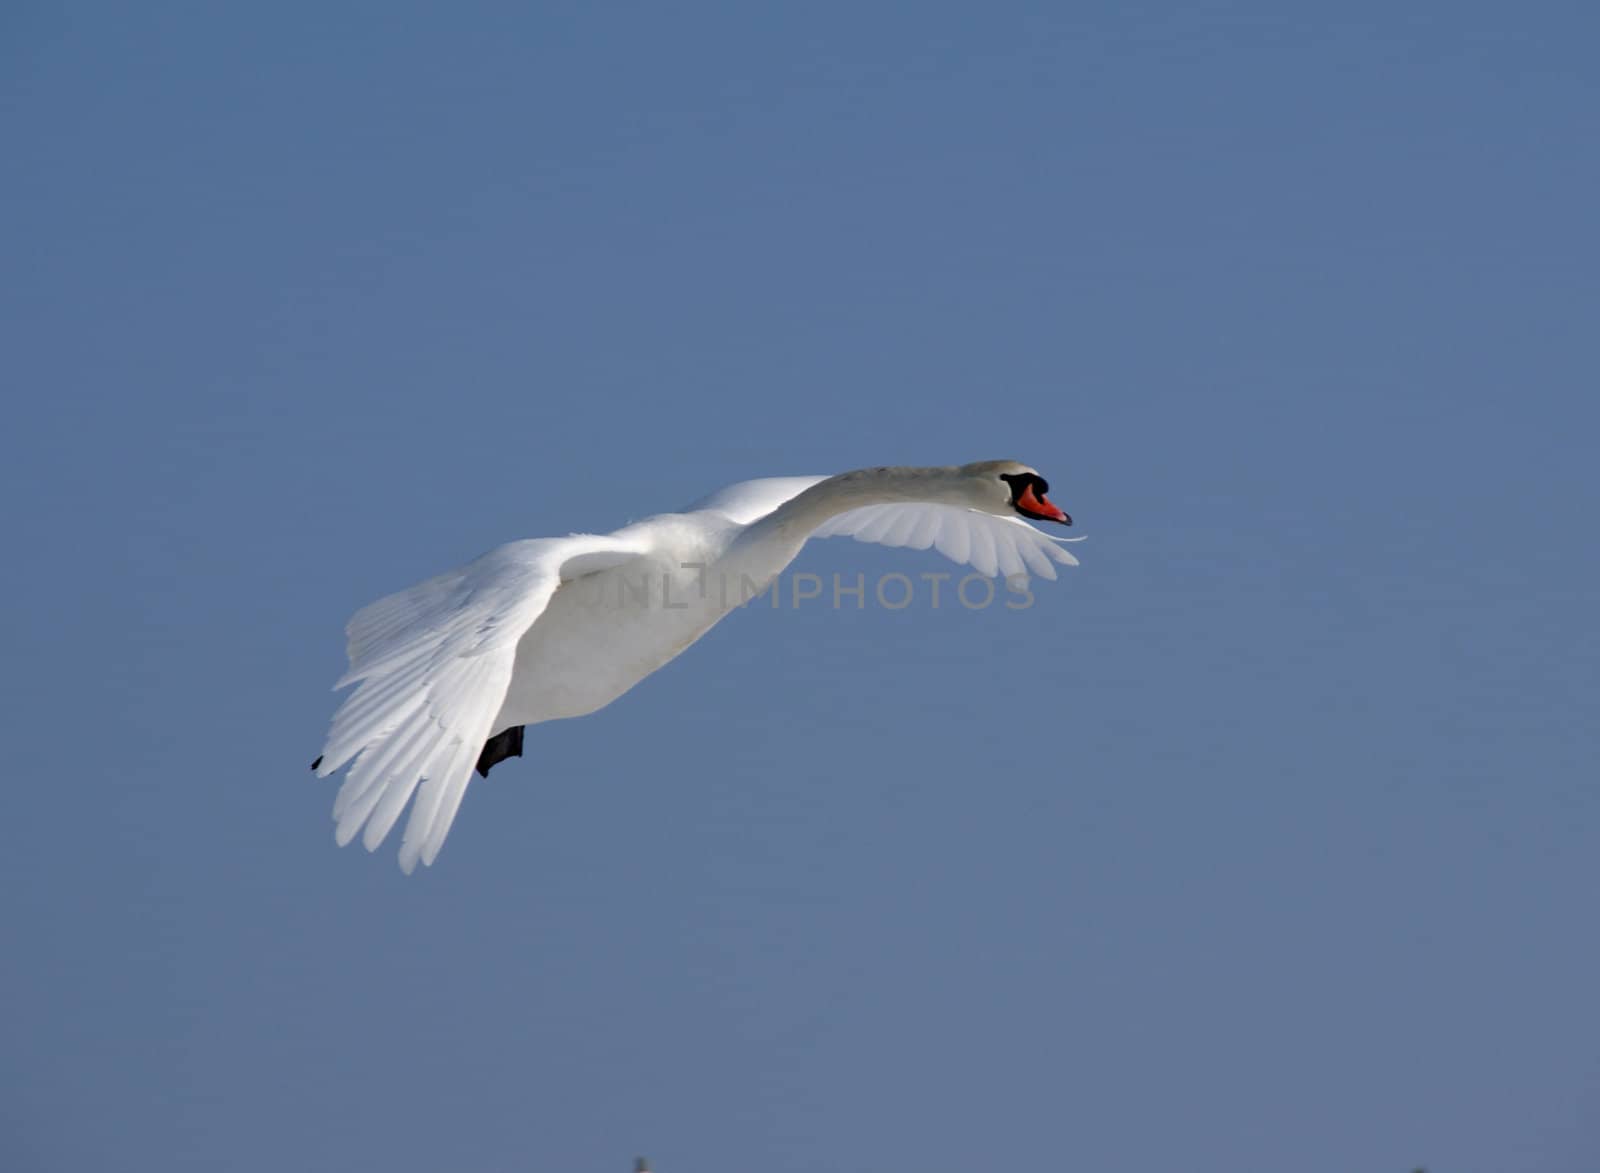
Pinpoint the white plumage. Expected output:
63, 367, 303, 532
313, 461, 1079, 870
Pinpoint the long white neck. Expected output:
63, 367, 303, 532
748, 465, 975, 540
705, 464, 988, 604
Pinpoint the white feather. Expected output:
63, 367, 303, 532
315, 536, 645, 867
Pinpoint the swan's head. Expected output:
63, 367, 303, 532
960, 460, 1072, 525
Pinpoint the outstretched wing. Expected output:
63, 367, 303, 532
314, 535, 643, 872
813, 504, 1078, 579
687, 476, 1079, 579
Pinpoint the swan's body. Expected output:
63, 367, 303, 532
313, 462, 1078, 871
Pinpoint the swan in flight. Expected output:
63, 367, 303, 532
312, 461, 1078, 871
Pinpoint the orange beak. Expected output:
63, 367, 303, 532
1017, 482, 1071, 524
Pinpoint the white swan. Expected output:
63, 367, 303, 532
312, 461, 1078, 871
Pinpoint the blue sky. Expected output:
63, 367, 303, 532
3, 4, 1597, 1171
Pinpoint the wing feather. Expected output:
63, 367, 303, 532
968, 521, 1000, 578
1018, 534, 1059, 579
315, 535, 644, 871
854, 507, 902, 544
992, 528, 1027, 579
937, 514, 973, 566
906, 509, 942, 550
880, 509, 922, 548
819, 501, 1078, 579
333, 710, 434, 829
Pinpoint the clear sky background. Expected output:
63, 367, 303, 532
4, 4, 1597, 1171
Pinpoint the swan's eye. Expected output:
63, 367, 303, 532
998, 471, 1047, 499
